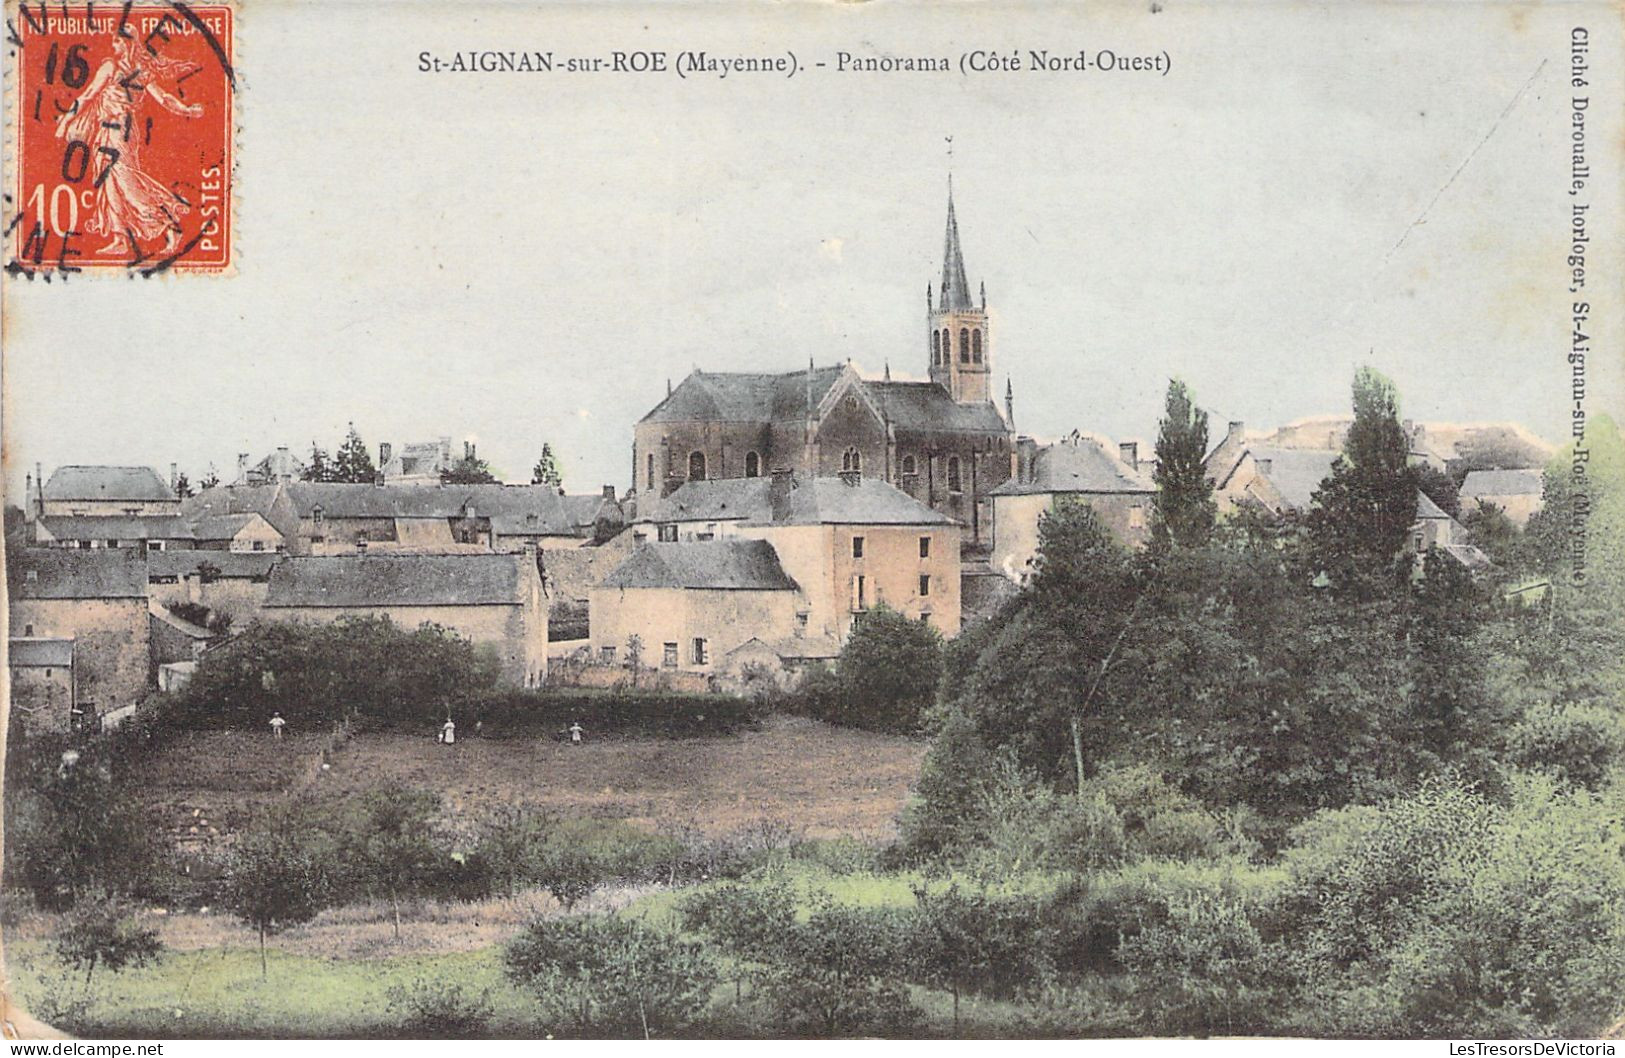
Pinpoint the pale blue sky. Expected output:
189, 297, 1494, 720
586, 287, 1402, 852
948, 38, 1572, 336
5, 0, 1620, 498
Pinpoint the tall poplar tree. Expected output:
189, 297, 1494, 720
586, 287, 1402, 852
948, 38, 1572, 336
1151, 378, 1216, 550
333, 423, 378, 484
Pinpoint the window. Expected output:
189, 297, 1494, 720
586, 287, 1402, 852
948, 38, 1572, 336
959, 327, 970, 363
45, 669, 52, 678
902, 454, 917, 476
796, 612, 809, 631
688, 451, 707, 481
313, 506, 325, 522
600, 646, 616, 663
919, 574, 931, 596
23, 623, 33, 635
919, 535, 931, 558
919, 613, 932, 624
852, 574, 867, 611
147, 540, 163, 551
252, 540, 266, 551
947, 456, 962, 493
663, 642, 678, 668
931, 330, 940, 364
852, 536, 864, 559
692, 637, 709, 665
941, 329, 951, 360
972, 329, 983, 362
1129, 505, 1145, 529
106, 539, 119, 548
842, 447, 861, 474
124, 507, 140, 515
745, 451, 761, 478
658, 524, 678, 543
647, 453, 655, 489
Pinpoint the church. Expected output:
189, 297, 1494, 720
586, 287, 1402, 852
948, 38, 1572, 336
630, 188, 1017, 544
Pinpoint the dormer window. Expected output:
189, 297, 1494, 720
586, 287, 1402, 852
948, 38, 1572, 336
842, 448, 862, 474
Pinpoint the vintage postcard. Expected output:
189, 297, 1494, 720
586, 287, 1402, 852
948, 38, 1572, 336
2, 0, 1623, 1045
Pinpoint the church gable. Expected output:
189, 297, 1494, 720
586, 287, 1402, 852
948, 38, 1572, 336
812, 372, 889, 476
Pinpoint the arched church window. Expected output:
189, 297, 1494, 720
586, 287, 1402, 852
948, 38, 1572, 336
931, 330, 940, 365
942, 329, 951, 360
842, 447, 862, 474
972, 329, 983, 363
647, 453, 655, 489
947, 456, 962, 492
745, 451, 761, 478
688, 451, 706, 481
902, 454, 917, 476
959, 328, 970, 363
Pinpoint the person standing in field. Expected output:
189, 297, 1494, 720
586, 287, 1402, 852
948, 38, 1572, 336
442, 718, 456, 745
269, 712, 286, 739
569, 722, 583, 745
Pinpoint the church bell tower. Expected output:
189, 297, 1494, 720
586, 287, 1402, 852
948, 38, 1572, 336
927, 184, 992, 404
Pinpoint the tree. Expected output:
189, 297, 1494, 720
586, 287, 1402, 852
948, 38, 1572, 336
301, 443, 335, 483
1151, 378, 1217, 550
823, 605, 943, 732
54, 890, 163, 993
906, 885, 1052, 1032
531, 443, 564, 490
1415, 464, 1460, 518
678, 881, 797, 1002
222, 825, 330, 976
442, 454, 498, 485
504, 916, 717, 1036
1307, 367, 1420, 588
333, 423, 377, 484
343, 787, 443, 939
757, 897, 916, 1037
173, 471, 194, 499
198, 464, 221, 490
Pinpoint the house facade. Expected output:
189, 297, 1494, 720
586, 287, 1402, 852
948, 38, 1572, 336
635, 472, 962, 640
27, 464, 180, 519
589, 540, 804, 675
1459, 468, 1545, 527
7, 637, 76, 735
261, 552, 549, 687
989, 432, 1156, 579
9, 549, 151, 720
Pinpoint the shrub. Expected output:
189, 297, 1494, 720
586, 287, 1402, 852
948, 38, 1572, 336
1504, 702, 1625, 790
384, 978, 493, 1038
756, 897, 918, 1037
504, 916, 718, 1036
466, 688, 763, 739
53, 890, 163, 991
791, 605, 942, 733
1117, 888, 1280, 1036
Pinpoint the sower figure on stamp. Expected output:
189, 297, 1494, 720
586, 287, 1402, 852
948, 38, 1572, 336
54, 33, 204, 257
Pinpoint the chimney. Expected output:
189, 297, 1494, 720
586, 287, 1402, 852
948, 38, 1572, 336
275, 446, 291, 483
1118, 442, 1138, 470
170, 462, 178, 492
379, 442, 393, 466
464, 441, 474, 461
769, 469, 795, 521
838, 470, 862, 487
602, 485, 616, 501
1255, 457, 1273, 476
236, 453, 249, 484
34, 462, 44, 518
1227, 421, 1244, 444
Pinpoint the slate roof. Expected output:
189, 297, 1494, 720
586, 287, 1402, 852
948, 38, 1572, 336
992, 436, 1155, 496
264, 554, 532, 608
10, 549, 148, 599
1242, 447, 1341, 511
182, 485, 285, 520
867, 380, 1009, 433
8, 637, 74, 667
643, 475, 953, 527
1461, 468, 1544, 499
284, 482, 574, 530
147, 551, 281, 580
1415, 490, 1453, 521
938, 190, 976, 312
599, 540, 799, 592
640, 366, 846, 425
38, 515, 195, 540
42, 465, 175, 503
1440, 543, 1494, 573
190, 514, 264, 540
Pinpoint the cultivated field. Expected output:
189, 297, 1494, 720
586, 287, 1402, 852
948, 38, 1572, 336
138, 716, 928, 848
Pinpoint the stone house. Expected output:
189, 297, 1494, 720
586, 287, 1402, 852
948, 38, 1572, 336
1412, 491, 1492, 572
1459, 468, 1545, 527
630, 190, 1015, 543
7, 637, 76, 735
635, 472, 962, 641
589, 540, 803, 676
1205, 436, 1342, 516
33, 510, 283, 552
146, 550, 280, 625
261, 552, 548, 687
9, 548, 150, 719
989, 431, 1156, 579
25, 464, 180, 528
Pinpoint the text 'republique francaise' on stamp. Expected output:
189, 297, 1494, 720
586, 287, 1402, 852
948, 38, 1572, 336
5, 1, 235, 277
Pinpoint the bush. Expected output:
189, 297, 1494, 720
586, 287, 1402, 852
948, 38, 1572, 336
756, 897, 918, 1037
1504, 702, 1625, 790
384, 978, 493, 1038
1117, 888, 1281, 1036
790, 605, 942, 733
471, 810, 681, 902
505, 915, 718, 1036
53, 890, 164, 991
465, 688, 763, 739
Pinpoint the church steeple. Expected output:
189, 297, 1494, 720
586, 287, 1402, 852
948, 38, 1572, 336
927, 179, 992, 404
938, 186, 974, 313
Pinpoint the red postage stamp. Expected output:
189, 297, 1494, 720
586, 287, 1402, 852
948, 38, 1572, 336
7, 1, 234, 275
